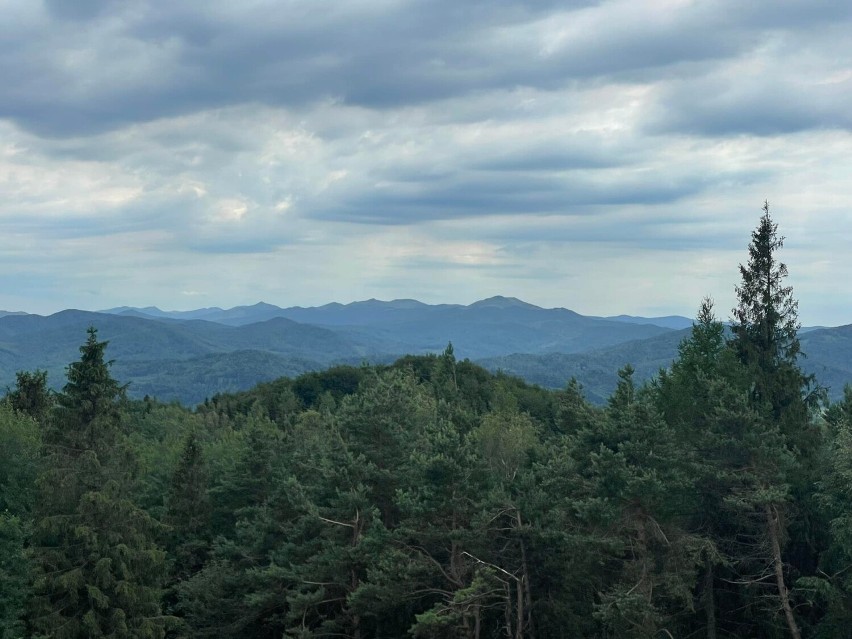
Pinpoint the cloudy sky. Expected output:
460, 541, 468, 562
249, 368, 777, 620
2, 0, 851, 324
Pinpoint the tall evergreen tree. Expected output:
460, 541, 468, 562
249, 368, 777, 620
731, 201, 822, 441
29, 328, 168, 639
732, 203, 799, 369
571, 368, 703, 638
654, 300, 735, 638
728, 203, 820, 639
165, 431, 211, 581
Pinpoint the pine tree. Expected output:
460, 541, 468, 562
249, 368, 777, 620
731, 201, 822, 440
727, 203, 820, 639
654, 300, 733, 638
162, 430, 211, 632
572, 368, 703, 638
29, 328, 168, 639
165, 432, 211, 583
732, 203, 800, 370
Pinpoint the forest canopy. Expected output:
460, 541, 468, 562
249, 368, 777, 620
2, 205, 852, 638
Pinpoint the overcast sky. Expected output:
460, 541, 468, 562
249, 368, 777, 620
2, 0, 851, 324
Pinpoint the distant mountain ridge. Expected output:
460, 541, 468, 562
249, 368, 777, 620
97, 296, 676, 360
0, 297, 845, 405
603, 314, 695, 330
0, 297, 679, 403
99, 296, 683, 330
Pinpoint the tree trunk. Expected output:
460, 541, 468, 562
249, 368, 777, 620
704, 556, 716, 639
504, 582, 513, 639
765, 504, 801, 639
516, 572, 524, 639
473, 603, 481, 639
516, 510, 534, 639
351, 510, 362, 639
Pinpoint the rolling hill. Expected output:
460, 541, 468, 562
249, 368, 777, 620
3, 298, 849, 406
100, 296, 677, 359
478, 324, 852, 404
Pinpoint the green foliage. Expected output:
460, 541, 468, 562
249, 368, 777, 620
472, 410, 538, 483
11, 208, 852, 638
0, 404, 41, 516
732, 203, 801, 375
30, 328, 169, 639
6, 369, 52, 422
0, 512, 30, 639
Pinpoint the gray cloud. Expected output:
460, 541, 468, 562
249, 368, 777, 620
3, 0, 833, 137
648, 56, 852, 136
0, 0, 851, 323
314, 171, 704, 224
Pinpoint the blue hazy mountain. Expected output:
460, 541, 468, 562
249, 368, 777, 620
0, 311, 363, 398
99, 296, 675, 358
478, 324, 852, 404
102, 297, 689, 331
2, 298, 846, 405
603, 314, 695, 330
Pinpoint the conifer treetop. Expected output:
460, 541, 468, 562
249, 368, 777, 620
732, 201, 801, 368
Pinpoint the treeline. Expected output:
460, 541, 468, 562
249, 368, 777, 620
3, 207, 852, 638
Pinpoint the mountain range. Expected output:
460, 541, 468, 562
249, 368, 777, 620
0, 297, 847, 405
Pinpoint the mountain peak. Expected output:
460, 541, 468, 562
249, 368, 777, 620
469, 296, 539, 310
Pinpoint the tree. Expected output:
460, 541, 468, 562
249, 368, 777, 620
29, 327, 168, 638
728, 203, 820, 639
0, 404, 41, 517
654, 300, 734, 639
0, 405, 40, 638
732, 203, 798, 360
165, 432, 211, 578
731, 201, 821, 437
0, 512, 29, 639
571, 367, 703, 638
163, 430, 211, 630
802, 387, 852, 637
6, 369, 52, 423
656, 298, 727, 431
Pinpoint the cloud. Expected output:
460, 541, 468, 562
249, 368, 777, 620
646, 35, 852, 136
0, 0, 817, 136
0, 0, 851, 324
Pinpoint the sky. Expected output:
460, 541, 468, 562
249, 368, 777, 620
1, 0, 851, 325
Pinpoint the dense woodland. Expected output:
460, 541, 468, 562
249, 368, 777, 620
3, 208, 852, 638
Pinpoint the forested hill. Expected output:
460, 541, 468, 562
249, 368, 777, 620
482, 324, 852, 403
0, 311, 364, 402
4, 310, 852, 637
100, 296, 677, 358
0, 299, 678, 403
1, 300, 850, 404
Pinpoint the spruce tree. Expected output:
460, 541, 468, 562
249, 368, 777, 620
732, 204, 799, 368
731, 201, 821, 442
29, 328, 168, 639
728, 203, 819, 639
165, 431, 211, 584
